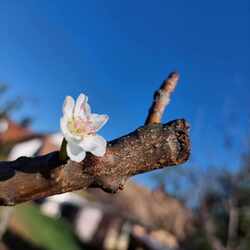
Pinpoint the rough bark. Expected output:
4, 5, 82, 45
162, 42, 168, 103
0, 119, 190, 206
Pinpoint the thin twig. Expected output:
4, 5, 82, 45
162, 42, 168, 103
146, 72, 180, 125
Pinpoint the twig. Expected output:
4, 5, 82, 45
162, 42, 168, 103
146, 72, 180, 125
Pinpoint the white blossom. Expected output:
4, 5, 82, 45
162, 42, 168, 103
60, 93, 109, 162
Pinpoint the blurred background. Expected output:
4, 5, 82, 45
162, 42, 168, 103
0, 1, 249, 249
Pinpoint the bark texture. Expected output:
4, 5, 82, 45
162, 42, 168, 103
0, 119, 190, 206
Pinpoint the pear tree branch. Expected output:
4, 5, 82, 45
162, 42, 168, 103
0, 72, 190, 206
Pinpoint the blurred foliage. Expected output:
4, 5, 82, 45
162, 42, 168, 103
181, 143, 250, 250
9, 203, 83, 250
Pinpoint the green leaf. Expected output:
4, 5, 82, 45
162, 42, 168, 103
14, 203, 82, 250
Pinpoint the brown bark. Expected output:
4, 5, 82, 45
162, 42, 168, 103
0, 119, 190, 206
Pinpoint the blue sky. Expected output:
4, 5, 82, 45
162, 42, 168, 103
0, 1, 249, 186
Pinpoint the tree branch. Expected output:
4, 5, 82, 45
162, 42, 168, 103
0, 119, 190, 206
0, 71, 190, 206
146, 72, 179, 125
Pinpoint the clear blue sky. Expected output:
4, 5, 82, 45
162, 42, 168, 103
0, 1, 249, 186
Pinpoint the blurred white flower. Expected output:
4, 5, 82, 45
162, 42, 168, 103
60, 93, 109, 162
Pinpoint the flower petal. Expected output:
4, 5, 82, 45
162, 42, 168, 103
74, 93, 86, 118
90, 114, 109, 132
80, 134, 107, 157
66, 141, 86, 162
60, 117, 82, 142
63, 96, 75, 118
83, 100, 91, 117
